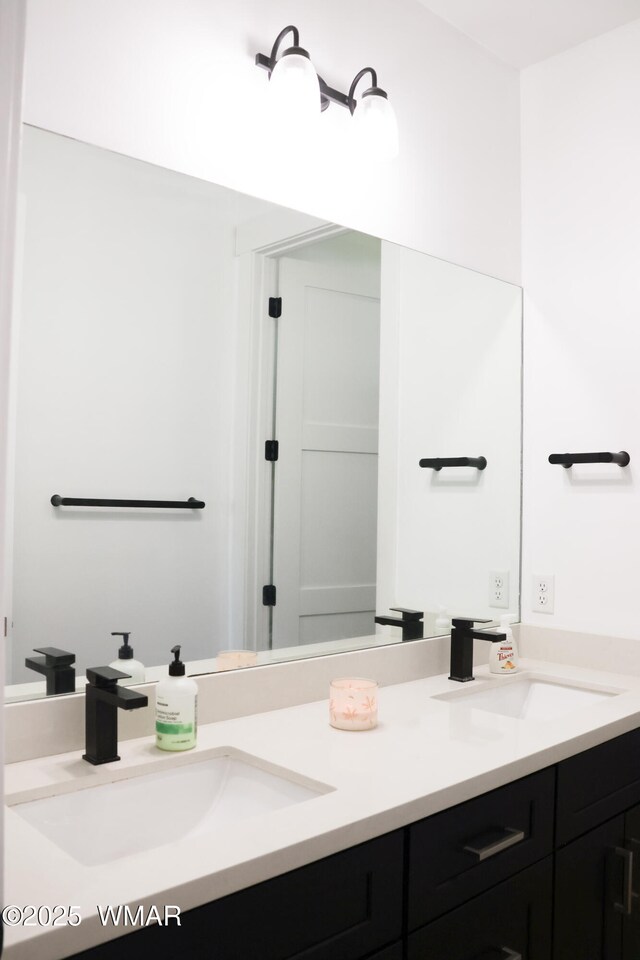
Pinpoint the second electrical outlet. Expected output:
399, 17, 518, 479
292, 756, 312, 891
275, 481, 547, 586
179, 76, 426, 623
489, 571, 510, 609
532, 575, 555, 613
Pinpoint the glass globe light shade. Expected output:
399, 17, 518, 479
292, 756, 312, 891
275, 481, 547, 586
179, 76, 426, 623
269, 48, 321, 123
352, 90, 399, 160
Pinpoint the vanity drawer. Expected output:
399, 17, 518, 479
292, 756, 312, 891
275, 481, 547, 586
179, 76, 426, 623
407, 856, 552, 960
408, 767, 555, 929
556, 726, 640, 845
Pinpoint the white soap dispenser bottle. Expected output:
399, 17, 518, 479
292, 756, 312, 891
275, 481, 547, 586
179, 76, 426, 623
435, 606, 451, 634
108, 631, 145, 685
155, 645, 198, 751
489, 616, 519, 675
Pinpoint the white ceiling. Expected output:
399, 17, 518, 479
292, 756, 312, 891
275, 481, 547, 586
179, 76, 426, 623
415, 0, 640, 68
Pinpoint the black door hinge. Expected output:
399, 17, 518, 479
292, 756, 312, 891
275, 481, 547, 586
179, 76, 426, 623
265, 440, 279, 462
262, 584, 276, 606
268, 297, 282, 318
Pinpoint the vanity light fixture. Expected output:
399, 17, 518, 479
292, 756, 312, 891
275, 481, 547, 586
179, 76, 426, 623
255, 25, 399, 159
257, 25, 321, 123
348, 67, 399, 161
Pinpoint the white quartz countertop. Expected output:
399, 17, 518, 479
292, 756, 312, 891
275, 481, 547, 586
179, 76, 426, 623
6, 656, 640, 959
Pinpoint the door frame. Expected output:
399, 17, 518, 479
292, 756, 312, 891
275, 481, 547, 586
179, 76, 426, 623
235, 213, 349, 651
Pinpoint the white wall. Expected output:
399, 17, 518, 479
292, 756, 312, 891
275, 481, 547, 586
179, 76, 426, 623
378, 244, 522, 626
22, 0, 521, 284
521, 19, 640, 637
0, 0, 26, 916
11, 127, 275, 680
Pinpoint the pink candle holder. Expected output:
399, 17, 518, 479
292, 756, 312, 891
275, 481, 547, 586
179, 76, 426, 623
329, 678, 378, 731
216, 650, 258, 671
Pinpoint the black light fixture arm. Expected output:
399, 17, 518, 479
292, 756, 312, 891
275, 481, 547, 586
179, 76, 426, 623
255, 24, 303, 76
321, 67, 386, 114
271, 24, 299, 60
347, 67, 381, 114
317, 78, 350, 110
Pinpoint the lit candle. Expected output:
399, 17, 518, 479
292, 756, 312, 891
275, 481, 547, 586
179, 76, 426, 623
329, 678, 378, 731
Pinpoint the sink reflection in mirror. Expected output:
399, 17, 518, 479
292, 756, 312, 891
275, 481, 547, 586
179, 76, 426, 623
433, 675, 623, 721
9, 749, 333, 866
5, 125, 522, 703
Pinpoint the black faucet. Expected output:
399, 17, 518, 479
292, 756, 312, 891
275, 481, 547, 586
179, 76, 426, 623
25, 647, 76, 695
375, 608, 424, 642
83, 666, 148, 765
449, 617, 506, 682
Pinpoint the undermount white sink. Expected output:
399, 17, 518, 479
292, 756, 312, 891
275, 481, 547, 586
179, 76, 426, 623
433, 675, 622, 721
10, 750, 331, 866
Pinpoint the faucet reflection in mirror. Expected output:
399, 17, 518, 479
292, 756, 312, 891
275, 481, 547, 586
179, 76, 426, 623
374, 608, 424, 642
24, 647, 75, 695
255, 25, 399, 160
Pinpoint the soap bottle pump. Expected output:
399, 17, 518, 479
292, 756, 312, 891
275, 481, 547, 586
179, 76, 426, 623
108, 631, 145, 685
489, 616, 519, 675
155, 645, 198, 752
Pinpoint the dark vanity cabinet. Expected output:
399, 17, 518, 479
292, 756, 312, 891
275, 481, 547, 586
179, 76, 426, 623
70, 831, 405, 960
554, 727, 640, 960
554, 815, 625, 959
70, 728, 640, 960
622, 805, 640, 960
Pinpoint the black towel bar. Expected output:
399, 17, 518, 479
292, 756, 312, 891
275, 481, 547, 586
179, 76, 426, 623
419, 457, 487, 471
548, 452, 630, 468
51, 495, 205, 509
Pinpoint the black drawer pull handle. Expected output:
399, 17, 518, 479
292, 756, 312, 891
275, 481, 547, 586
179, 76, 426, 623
463, 826, 525, 862
614, 846, 637, 915
472, 948, 522, 960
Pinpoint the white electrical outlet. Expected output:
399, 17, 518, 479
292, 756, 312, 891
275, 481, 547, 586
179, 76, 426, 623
489, 570, 510, 609
532, 575, 555, 614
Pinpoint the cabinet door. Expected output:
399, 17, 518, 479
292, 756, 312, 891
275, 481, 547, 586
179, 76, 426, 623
622, 804, 640, 960
69, 831, 403, 960
554, 814, 624, 960
368, 944, 403, 960
556, 727, 640, 845
408, 857, 552, 960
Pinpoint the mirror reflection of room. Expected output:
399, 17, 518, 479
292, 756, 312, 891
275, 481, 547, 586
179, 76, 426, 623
5, 125, 521, 701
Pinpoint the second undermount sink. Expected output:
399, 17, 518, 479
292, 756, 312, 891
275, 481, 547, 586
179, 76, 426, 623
10, 749, 332, 866
433, 675, 623, 721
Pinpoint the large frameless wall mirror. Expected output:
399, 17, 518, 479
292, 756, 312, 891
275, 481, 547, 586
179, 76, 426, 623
4, 125, 522, 702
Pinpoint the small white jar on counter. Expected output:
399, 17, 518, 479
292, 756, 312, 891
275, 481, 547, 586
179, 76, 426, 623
489, 616, 519, 674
